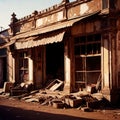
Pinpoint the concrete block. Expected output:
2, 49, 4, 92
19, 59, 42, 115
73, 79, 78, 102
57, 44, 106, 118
86, 101, 99, 109
52, 101, 64, 109
3, 82, 14, 93
65, 98, 83, 108
10, 89, 28, 96
81, 107, 93, 112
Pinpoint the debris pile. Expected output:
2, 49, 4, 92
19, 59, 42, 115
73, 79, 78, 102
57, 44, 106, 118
0, 79, 110, 111
10, 82, 33, 96
13, 89, 105, 111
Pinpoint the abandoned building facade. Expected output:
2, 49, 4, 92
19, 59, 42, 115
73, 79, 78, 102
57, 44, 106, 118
2, 0, 120, 104
0, 29, 8, 87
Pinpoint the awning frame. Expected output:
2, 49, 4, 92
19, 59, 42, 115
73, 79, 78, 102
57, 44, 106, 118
14, 30, 65, 49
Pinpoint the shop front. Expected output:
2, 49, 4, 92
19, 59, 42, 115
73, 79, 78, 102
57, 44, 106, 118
6, 0, 120, 104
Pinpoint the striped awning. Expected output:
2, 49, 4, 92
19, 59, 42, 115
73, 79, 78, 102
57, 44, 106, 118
15, 31, 65, 49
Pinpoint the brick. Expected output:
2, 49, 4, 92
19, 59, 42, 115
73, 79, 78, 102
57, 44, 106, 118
86, 101, 99, 109
81, 107, 93, 112
65, 98, 83, 108
52, 101, 64, 109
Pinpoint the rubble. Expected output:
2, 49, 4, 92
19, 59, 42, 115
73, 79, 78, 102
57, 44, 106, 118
81, 95, 100, 109
46, 79, 64, 91
0, 79, 111, 112
25, 98, 39, 103
64, 95, 83, 108
52, 100, 64, 109
0, 86, 112, 112
10, 82, 33, 96
81, 107, 93, 112
3, 82, 14, 93
9, 88, 105, 110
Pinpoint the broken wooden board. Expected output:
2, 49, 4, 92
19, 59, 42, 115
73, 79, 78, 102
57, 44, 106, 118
46, 79, 63, 91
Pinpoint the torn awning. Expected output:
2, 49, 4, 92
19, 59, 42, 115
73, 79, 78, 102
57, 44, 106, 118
15, 31, 65, 49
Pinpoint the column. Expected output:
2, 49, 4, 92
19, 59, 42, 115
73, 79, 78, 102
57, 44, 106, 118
28, 49, 33, 84
29, 57, 33, 83
7, 51, 15, 83
64, 39, 71, 93
102, 31, 119, 104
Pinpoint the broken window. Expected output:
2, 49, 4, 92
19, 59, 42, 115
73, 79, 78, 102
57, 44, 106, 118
19, 51, 29, 83
74, 34, 101, 90
74, 34, 101, 55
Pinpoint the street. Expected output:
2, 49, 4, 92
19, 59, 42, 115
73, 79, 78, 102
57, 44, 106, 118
0, 95, 120, 120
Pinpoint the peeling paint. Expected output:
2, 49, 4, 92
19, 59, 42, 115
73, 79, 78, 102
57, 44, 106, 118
57, 11, 63, 21
36, 19, 43, 27
80, 3, 89, 15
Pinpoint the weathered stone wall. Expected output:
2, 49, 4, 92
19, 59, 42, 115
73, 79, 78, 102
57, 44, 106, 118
67, 0, 101, 19
71, 19, 101, 36
14, 0, 102, 34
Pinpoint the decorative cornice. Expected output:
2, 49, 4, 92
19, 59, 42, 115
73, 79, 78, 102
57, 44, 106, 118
13, 0, 91, 23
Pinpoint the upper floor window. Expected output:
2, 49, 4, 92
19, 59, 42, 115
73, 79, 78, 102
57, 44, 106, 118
74, 34, 101, 56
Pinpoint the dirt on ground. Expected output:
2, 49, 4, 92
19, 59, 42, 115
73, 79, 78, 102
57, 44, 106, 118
0, 94, 120, 120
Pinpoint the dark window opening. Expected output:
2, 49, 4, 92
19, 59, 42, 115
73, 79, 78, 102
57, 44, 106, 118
74, 34, 101, 55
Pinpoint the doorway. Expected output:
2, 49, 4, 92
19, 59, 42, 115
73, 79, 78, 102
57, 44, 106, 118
46, 42, 64, 81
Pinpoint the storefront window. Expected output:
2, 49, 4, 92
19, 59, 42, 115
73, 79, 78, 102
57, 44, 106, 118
74, 34, 101, 88
74, 34, 101, 55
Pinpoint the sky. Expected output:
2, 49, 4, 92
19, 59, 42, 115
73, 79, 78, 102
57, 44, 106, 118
0, 0, 74, 30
